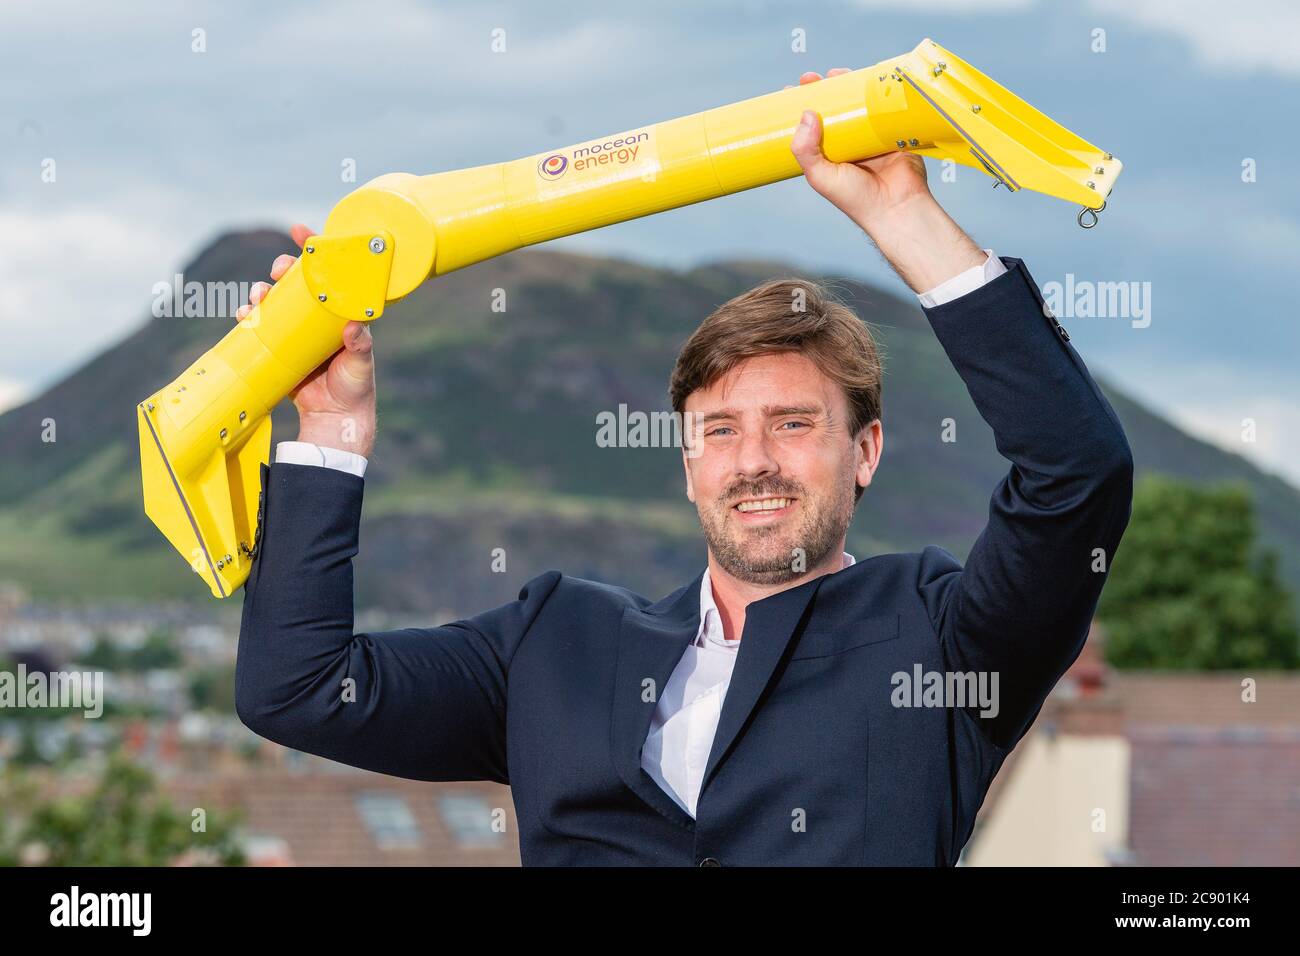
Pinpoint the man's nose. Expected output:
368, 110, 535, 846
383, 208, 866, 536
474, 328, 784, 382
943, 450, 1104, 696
734, 429, 780, 480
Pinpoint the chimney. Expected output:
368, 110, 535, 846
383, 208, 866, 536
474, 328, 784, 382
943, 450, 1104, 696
1067, 620, 1109, 696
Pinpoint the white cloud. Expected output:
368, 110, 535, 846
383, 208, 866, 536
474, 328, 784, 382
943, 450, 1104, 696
0, 206, 174, 398
1118, 187, 1300, 272
1089, 0, 1300, 76
1115, 362, 1300, 487
0, 376, 29, 414
851, 0, 1034, 11
233, 2, 643, 94
1169, 399, 1300, 487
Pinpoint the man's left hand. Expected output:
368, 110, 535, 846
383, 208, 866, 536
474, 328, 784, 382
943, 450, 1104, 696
788, 68, 987, 294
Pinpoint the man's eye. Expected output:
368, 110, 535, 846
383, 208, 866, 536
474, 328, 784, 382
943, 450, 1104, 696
778, 421, 809, 431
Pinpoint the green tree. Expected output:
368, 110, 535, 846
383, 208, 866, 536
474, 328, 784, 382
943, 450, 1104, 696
81, 634, 124, 671
0, 769, 37, 866
189, 663, 238, 713
14, 726, 45, 766
0, 755, 244, 866
1099, 475, 1300, 669
129, 630, 182, 671
187, 671, 237, 712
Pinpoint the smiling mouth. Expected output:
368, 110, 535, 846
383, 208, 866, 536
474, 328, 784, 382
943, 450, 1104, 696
733, 496, 796, 514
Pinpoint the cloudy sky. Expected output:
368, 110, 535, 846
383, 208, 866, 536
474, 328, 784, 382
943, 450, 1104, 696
3, 0, 1297, 481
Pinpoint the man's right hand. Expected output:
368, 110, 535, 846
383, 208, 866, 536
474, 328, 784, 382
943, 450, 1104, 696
236, 223, 378, 459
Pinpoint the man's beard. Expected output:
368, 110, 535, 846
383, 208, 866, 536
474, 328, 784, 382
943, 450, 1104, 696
696, 473, 856, 586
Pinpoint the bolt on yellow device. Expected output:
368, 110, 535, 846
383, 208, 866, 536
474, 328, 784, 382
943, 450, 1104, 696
138, 38, 1122, 598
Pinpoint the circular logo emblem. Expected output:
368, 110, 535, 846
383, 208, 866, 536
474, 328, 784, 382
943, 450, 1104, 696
538, 154, 568, 179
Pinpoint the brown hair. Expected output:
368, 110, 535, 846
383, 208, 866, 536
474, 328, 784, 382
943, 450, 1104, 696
671, 276, 884, 437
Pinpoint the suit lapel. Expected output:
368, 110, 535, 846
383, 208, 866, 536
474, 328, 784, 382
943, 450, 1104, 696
700, 574, 826, 795
610, 573, 702, 828
610, 569, 830, 825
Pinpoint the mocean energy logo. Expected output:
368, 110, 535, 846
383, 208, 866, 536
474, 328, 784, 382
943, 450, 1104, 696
538, 154, 568, 179
536, 131, 651, 180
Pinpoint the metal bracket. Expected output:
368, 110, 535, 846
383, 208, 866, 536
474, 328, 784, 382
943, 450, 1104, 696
239, 490, 264, 562
971, 149, 1015, 192
892, 65, 1022, 194
300, 230, 395, 321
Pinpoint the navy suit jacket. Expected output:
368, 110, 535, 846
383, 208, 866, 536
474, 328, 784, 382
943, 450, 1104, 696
235, 258, 1133, 866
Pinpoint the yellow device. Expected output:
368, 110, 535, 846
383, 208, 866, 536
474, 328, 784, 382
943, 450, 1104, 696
138, 38, 1122, 598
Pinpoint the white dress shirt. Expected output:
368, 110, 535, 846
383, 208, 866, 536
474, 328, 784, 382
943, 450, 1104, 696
274, 251, 1004, 816
917, 248, 1006, 308
641, 552, 856, 818
275, 440, 369, 477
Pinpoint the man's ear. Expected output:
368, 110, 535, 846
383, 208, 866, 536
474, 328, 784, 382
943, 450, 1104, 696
855, 419, 884, 492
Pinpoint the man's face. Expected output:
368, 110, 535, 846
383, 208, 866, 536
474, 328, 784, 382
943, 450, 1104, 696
682, 352, 882, 586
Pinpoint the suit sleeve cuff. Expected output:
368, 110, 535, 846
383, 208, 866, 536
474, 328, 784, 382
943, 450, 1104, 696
275, 440, 368, 478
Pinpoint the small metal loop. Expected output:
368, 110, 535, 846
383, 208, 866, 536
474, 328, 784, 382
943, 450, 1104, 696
1077, 205, 1101, 229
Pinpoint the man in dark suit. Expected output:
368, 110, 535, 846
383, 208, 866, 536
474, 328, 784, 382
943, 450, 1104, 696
234, 69, 1133, 866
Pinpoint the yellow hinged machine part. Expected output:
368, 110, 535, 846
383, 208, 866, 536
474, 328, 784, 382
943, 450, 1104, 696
138, 37, 1122, 598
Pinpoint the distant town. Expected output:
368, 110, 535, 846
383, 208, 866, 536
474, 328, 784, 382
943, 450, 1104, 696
0, 581, 519, 866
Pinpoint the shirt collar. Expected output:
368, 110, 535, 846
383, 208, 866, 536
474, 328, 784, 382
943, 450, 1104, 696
697, 552, 856, 647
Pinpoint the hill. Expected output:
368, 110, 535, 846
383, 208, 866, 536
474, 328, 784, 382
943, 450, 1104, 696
2, 231, 1296, 615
